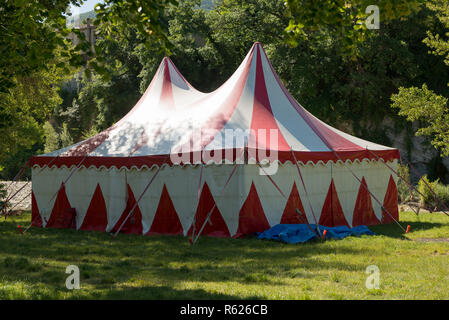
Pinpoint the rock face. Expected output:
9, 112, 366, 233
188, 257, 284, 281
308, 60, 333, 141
1, 181, 32, 211
382, 118, 449, 184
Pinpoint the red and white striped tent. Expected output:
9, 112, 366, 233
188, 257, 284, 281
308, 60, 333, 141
31, 42, 400, 237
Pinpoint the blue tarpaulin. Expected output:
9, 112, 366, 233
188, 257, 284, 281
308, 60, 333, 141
257, 224, 375, 244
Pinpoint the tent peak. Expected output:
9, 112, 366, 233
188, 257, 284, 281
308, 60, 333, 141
252, 41, 264, 49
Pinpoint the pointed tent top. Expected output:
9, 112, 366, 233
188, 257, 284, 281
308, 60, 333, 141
33, 42, 399, 168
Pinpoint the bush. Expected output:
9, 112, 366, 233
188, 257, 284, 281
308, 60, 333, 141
397, 164, 412, 203
418, 175, 449, 210
0, 182, 7, 213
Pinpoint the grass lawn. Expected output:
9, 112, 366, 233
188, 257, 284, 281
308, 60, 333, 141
0, 211, 448, 299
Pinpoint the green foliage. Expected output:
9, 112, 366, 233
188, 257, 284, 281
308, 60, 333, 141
94, 0, 178, 55
43, 122, 61, 154
0, 65, 69, 165
397, 164, 412, 203
53, 0, 449, 150
417, 175, 449, 209
60, 123, 74, 148
43, 121, 76, 154
81, 126, 100, 140
284, 0, 424, 57
0, 182, 7, 211
0, 0, 179, 178
424, 0, 449, 69
391, 0, 449, 159
427, 154, 449, 183
391, 84, 449, 156
0, 0, 79, 91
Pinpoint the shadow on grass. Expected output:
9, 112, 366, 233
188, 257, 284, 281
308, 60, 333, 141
369, 220, 448, 239
0, 213, 418, 299
83, 285, 253, 299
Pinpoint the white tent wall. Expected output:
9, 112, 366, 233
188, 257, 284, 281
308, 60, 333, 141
32, 165, 128, 230
31, 159, 398, 236
32, 166, 70, 227
126, 165, 202, 235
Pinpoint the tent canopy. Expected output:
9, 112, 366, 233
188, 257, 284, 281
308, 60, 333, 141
31, 42, 399, 169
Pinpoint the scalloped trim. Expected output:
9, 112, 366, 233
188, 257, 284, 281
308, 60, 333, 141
31, 157, 398, 172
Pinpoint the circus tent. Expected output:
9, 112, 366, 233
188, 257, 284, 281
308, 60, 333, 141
30, 42, 400, 237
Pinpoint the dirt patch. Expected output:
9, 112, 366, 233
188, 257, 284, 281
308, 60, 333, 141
415, 238, 449, 243
399, 204, 431, 214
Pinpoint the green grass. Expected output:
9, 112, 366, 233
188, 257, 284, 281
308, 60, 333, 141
0, 211, 448, 299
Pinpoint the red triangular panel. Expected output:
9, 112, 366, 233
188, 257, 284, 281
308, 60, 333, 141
382, 175, 399, 224
80, 184, 108, 232
159, 59, 175, 109
146, 184, 183, 236
249, 46, 290, 151
46, 183, 75, 229
31, 191, 42, 227
234, 182, 270, 237
187, 182, 230, 238
280, 182, 308, 224
111, 184, 143, 235
352, 177, 381, 226
319, 179, 349, 227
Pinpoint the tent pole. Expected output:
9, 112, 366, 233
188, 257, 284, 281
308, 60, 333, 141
1, 160, 31, 218
3, 160, 30, 202
295, 208, 319, 236
366, 149, 449, 218
112, 157, 168, 238
1, 154, 60, 220
192, 160, 242, 245
23, 155, 86, 233
368, 149, 420, 216
190, 164, 204, 243
5, 160, 29, 190
45, 155, 89, 207
256, 159, 320, 240
289, 148, 322, 239
192, 165, 240, 244
332, 151, 407, 233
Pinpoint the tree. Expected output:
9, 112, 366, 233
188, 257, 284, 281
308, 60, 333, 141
0, 0, 82, 92
391, 0, 449, 157
43, 121, 61, 154
284, 0, 424, 57
424, 0, 449, 75
0, 0, 178, 93
63, 0, 449, 147
95, 0, 178, 54
0, 0, 179, 178
0, 64, 70, 179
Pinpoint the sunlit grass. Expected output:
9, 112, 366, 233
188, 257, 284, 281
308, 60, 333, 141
0, 211, 448, 299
